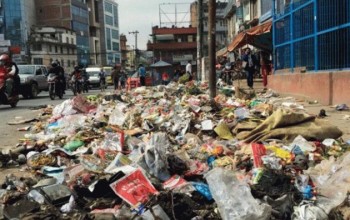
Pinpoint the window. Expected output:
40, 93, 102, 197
60, 47, 63, 54
94, 0, 99, 23
33, 58, 43, 65
68, 60, 71, 67
112, 42, 119, 51
105, 15, 113, 26
66, 37, 69, 43
61, 60, 64, 67
33, 44, 42, 51
113, 5, 118, 26
49, 45, 52, 52
106, 28, 111, 50
105, 2, 112, 13
112, 29, 119, 39
188, 35, 193, 42
67, 48, 70, 54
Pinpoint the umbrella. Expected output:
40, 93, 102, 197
150, 60, 172, 68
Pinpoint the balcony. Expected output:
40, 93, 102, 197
147, 42, 197, 51
223, 0, 236, 18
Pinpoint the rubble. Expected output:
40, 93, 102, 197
0, 82, 349, 219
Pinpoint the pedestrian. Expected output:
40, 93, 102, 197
186, 60, 192, 81
153, 69, 161, 86
120, 69, 127, 89
138, 64, 146, 86
242, 48, 258, 89
99, 68, 106, 92
162, 71, 169, 85
111, 64, 121, 90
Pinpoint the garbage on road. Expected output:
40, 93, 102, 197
0, 82, 349, 219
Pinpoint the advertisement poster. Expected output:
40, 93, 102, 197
109, 169, 158, 207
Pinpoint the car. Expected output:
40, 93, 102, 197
18, 65, 49, 98
85, 67, 108, 89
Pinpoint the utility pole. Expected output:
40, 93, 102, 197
129, 31, 139, 68
196, 0, 203, 81
208, 0, 216, 99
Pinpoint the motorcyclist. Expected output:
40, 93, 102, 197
70, 65, 83, 94
48, 60, 64, 93
0, 54, 20, 99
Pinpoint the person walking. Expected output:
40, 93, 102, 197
186, 60, 192, 81
120, 69, 127, 89
138, 64, 146, 86
242, 48, 258, 89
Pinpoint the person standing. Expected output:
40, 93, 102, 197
119, 69, 127, 89
111, 64, 121, 90
162, 71, 169, 85
186, 60, 192, 81
242, 48, 258, 89
99, 68, 106, 92
138, 64, 146, 86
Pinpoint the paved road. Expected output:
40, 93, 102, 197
0, 88, 112, 150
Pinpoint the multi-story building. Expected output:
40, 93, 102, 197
147, 26, 197, 68
99, 0, 120, 65
29, 26, 77, 70
191, 1, 228, 56
35, 0, 90, 66
87, 0, 101, 65
0, 0, 37, 63
119, 34, 127, 68
269, 0, 350, 105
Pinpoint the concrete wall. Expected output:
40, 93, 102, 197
268, 70, 350, 105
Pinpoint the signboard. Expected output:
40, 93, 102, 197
173, 54, 193, 62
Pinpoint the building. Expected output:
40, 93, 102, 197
147, 26, 197, 68
87, 0, 101, 65
119, 34, 127, 68
35, 0, 90, 65
191, 1, 228, 56
269, 0, 350, 105
99, 0, 121, 66
0, 0, 37, 63
125, 45, 135, 71
29, 26, 77, 70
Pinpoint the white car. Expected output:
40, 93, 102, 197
85, 67, 107, 89
18, 65, 49, 98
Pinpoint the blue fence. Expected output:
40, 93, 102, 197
273, 0, 350, 72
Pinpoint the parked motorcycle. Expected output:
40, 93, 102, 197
47, 73, 63, 100
0, 67, 19, 108
220, 62, 234, 85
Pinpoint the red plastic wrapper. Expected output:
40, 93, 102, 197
109, 169, 158, 207
252, 143, 266, 168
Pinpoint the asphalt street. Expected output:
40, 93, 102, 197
0, 88, 112, 150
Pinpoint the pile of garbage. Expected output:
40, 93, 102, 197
1, 82, 349, 220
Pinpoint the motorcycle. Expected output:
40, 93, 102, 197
71, 75, 83, 95
220, 62, 234, 85
0, 67, 19, 108
47, 73, 63, 100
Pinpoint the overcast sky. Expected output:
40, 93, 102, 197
117, 0, 194, 50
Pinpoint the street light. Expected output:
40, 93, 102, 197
129, 31, 139, 67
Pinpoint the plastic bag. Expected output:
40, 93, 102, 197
205, 168, 271, 220
144, 132, 170, 181
108, 103, 127, 126
292, 203, 328, 220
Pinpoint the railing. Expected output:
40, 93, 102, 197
273, 0, 350, 72
223, 0, 236, 18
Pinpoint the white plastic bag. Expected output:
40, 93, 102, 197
205, 168, 271, 220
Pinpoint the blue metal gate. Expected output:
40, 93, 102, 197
273, 0, 350, 72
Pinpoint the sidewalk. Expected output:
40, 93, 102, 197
235, 78, 350, 141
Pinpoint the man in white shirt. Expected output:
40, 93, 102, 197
186, 60, 192, 80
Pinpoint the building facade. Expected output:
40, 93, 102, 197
87, 0, 101, 65
191, 1, 228, 56
147, 26, 197, 68
99, 0, 120, 66
269, 0, 350, 105
0, 0, 36, 63
35, 0, 90, 65
119, 34, 127, 68
29, 26, 77, 71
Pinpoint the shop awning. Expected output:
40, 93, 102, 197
227, 21, 272, 52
